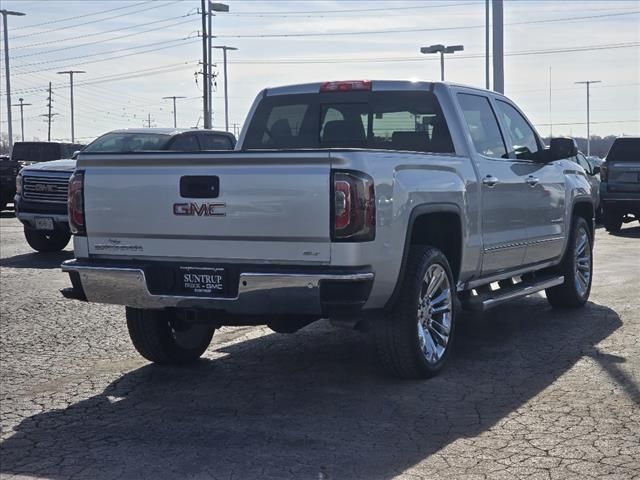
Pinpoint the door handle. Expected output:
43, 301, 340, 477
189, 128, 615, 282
526, 175, 539, 187
482, 175, 499, 187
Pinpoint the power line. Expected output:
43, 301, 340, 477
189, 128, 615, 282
216, 10, 639, 38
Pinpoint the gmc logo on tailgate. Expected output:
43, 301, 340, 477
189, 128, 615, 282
173, 202, 226, 217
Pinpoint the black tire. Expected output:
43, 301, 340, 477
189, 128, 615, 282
126, 307, 215, 365
374, 246, 456, 379
0, 201, 6, 211
602, 208, 622, 232
23, 226, 71, 252
545, 217, 593, 308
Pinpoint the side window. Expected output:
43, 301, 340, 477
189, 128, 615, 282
576, 153, 592, 174
168, 135, 200, 151
199, 134, 234, 150
457, 93, 507, 159
495, 100, 540, 160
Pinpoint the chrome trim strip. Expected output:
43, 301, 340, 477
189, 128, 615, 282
484, 236, 564, 253
61, 260, 373, 315
482, 276, 564, 310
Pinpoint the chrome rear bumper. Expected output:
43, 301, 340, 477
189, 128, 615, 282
61, 259, 373, 316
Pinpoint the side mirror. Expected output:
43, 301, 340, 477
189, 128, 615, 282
592, 165, 600, 175
549, 137, 578, 161
71, 150, 81, 160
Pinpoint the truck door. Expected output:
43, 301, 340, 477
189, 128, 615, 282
493, 99, 565, 265
457, 93, 528, 275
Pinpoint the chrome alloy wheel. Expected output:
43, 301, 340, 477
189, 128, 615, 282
416, 264, 453, 364
574, 227, 592, 298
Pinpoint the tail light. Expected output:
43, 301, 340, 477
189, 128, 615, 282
68, 171, 85, 235
332, 171, 375, 242
600, 162, 608, 182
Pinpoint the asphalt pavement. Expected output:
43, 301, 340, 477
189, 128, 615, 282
1, 210, 639, 480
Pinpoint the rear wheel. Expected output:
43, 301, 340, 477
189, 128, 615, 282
602, 208, 622, 232
23, 226, 71, 252
546, 217, 592, 308
126, 307, 215, 365
374, 246, 456, 379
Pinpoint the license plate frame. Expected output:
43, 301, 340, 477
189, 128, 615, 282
177, 266, 226, 297
34, 217, 54, 231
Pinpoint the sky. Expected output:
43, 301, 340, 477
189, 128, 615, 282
0, 0, 638, 144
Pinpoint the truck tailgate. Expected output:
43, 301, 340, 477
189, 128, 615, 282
80, 152, 331, 263
608, 160, 640, 193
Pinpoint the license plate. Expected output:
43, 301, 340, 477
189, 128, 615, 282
34, 217, 54, 231
178, 266, 226, 296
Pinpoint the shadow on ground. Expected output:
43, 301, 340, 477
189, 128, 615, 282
607, 224, 640, 239
0, 250, 73, 269
0, 297, 623, 479
0, 209, 15, 218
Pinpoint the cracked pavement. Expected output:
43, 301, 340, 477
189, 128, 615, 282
0, 212, 639, 480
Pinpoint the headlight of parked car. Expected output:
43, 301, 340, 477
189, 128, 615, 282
15, 173, 22, 195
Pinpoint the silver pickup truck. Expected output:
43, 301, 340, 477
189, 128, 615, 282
61, 80, 595, 379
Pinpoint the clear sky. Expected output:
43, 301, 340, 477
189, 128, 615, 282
1, 0, 638, 144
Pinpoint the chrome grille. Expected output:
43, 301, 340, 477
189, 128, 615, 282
22, 174, 70, 204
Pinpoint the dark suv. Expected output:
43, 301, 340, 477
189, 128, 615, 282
0, 155, 20, 211
600, 137, 640, 231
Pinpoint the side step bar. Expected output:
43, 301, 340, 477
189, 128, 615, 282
462, 275, 564, 312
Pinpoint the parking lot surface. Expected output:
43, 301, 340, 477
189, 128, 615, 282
0, 212, 639, 480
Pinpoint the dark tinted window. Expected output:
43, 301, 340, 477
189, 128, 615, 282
458, 94, 507, 159
244, 91, 453, 153
84, 133, 171, 152
11, 143, 62, 162
167, 135, 200, 151
495, 100, 540, 160
198, 134, 234, 150
607, 138, 639, 162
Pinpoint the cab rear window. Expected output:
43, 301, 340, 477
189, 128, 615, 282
607, 138, 639, 162
243, 91, 454, 154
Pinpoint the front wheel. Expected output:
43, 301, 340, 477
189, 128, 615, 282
126, 308, 215, 365
374, 246, 456, 379
545, 217, 593, 308
23, 226, 71, 252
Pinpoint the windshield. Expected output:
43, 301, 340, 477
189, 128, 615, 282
607, 138, 639, 162
84, 132, 172, 153
11, 143, 62, 162
243, 90, 454, 153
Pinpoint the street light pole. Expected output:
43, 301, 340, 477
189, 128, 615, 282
12, 98, 31, 142
420, 44, 464, 81
207, 2, 229, 129
57, 70, 85, 143
162, 96, 187, 128
1, 9, 26, 151
575, 80, 601, 156
213, 45, 237, 132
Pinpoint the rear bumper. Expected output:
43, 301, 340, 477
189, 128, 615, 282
61, 259, 374, 317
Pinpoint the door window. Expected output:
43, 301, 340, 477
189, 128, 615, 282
458, 93, 507, 159
576, 153, 592, 174
495, 100, 540, 160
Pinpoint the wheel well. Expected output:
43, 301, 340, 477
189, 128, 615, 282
573, 201, 594, 238
410, 212, 462, 281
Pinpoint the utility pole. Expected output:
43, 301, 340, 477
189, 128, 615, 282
549, 67, 553, 138
575, 80, 602, 156
1, 9, 26, 151
162, 96, 186, 128
57, 70, 85, 142
144, 113, 156, 128
200, 0, 209, 129
492, 0, 504, 93
40, 82, 57, 142
12, 98, 31, 142
213, 45, 237, 132
485, 0, 490, 89
207, 2, 229, 129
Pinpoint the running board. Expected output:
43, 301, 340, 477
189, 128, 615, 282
462, 275, 564, 312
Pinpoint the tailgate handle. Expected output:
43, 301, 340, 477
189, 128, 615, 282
180, 176, 219, 198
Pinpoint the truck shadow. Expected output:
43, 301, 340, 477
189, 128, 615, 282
0, 298, 624, 479
607, 225, 640, 238
0, 249, 73, 269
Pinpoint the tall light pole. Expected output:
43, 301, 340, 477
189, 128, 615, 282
492, 0, 504, 93
162, 96, 186, 128
1, 9, 26, 151
207, 2, 229, 129
57, 70, 85, 143
420, 44, 464, 81
200, 0, 209, 129
575, 80, 602, 156
485, 0, 490, 89
12, 98, 31, 142
213, 45, 237, 132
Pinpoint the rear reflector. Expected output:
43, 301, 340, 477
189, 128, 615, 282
320, 80, 371, 93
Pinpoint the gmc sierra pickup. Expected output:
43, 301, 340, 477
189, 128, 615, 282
61, 81, 595, 379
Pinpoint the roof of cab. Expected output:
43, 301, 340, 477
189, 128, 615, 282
101, 128, 233, 136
